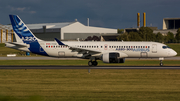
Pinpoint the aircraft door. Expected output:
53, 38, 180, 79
152, 44, 157, 53
58, 51, 65, 57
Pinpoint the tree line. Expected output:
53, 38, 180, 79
117, 27, 180, 43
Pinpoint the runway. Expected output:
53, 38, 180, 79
0, 56, 180, 60
0, 65, 180, 69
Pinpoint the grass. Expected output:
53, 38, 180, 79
0, 69, 180, 101
0, 43, 20, 56
0, 60, 180, 66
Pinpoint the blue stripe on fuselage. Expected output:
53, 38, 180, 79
28, 42, 48, 56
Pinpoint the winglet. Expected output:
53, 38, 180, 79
54, 38, 65, 45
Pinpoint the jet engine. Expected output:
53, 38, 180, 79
101, 52, 126, 63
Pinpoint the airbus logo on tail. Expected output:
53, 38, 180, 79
22, 36, 37, 41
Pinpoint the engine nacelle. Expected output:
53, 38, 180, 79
101, 52, 126, 63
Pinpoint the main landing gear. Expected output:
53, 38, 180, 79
88, 61, 98, 66
159, 58, 164, 66
88, 57, 98, 66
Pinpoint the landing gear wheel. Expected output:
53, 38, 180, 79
92, 61, 98, 66
160, 62, 163, 66
88, 61, 93, 66
88, 61, 98, 66
160, 60, 163, 66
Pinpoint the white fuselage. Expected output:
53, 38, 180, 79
34, 41, 176, 58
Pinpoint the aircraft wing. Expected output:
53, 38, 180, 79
55, 38, 101, 58
69, 46, 101, 53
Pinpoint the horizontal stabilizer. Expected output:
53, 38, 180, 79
6, 42, 28, 47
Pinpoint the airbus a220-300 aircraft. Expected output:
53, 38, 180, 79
6, 15, 177, 66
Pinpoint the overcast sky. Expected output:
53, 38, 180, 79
0, 0, 180, 29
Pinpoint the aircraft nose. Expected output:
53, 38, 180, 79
171, 50, 177, 56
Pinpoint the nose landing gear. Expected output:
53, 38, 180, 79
159, 58, 164, 66
160, 60, 163, 66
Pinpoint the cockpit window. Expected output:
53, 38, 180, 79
162, 46, 171, 49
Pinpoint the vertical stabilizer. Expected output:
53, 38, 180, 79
9, 15, 41, 44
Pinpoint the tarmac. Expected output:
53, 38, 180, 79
0, 56, 180, 60
0, 57, 179, 69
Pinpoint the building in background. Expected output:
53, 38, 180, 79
2, 14, 180, 42
7, 21, 117, 41
0, 24, 13, 43
163, 18, 180, 30
151, 18, 180, 36
124, 13, 180, 36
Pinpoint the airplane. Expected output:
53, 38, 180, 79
5, 15, 177, 66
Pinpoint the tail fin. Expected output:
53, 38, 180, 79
9, 15, 41, 43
